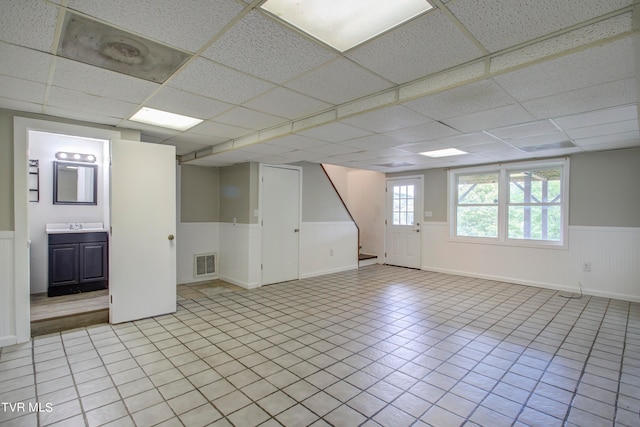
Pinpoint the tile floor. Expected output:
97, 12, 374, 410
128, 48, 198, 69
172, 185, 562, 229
1, 265, 639, 427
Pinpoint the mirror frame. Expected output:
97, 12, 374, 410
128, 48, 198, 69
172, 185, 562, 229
53, 161, 98, 205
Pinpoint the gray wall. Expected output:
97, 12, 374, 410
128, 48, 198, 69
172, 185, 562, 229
180, 165, 220, 222
219, 162, 259, 224
388, 147, 640, 227
294, 162, 352, 222
570, 148, 640, 227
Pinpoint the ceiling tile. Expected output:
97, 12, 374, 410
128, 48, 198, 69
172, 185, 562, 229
284, 58, 394, 105
0, 42, 52, 83
503, 131, 570, 148
346, 10, 483, 84
203, 11, 336, 84
565, 119, 638, 140
213, 107, 287, 131
0, 75, 46, 104
403, 80, 514, 120
189, 120, 253, 140
307, 143, 363, 155
487, 120, 559, 140
266, 135, 327, 150
341, 105, 431, 133
448, 0, 632, 52
171, 132, 228, 147
67, 0, 244, 52
461, 141, 514, 153
0, 0, 58, 51
146, 87, 232, 120
398, 140, 449, 154
494, 38, 635, 102
383, 121, 460, 143
168, 58, 274, 105
52, 57, 160, 103
278, 150, 328, 163
443, 104, 535, 133
162, 139, 211, 155
439, 132, 502, 148
47, 87, 137, 118
235, 143, 294, 156
341, 134, 406, 151
553, 104, 638, 130
574, 131, 640, 148
243, 88, 332, 121
43, 106, 121, 127
298, 122, 372, 143
523, 78, 637, 119
0, 98, 42, 114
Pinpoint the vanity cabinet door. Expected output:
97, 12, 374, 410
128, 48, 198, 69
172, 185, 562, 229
49, 243, 80, 286
80, 242, 108, 283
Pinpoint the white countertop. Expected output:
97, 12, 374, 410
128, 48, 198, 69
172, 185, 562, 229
46, 222, 107, 234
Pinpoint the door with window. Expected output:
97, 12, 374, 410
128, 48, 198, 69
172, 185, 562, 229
386, 177, 422, 268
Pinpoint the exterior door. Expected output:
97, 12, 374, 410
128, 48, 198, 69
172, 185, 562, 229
386, 177, 422, 269
110, 140, 177, 324
261, 165, 300, 285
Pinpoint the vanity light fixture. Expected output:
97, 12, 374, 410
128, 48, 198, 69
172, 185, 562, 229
130, 107, 203, 131
55, 152, 97, 163
420, 148, 468, 158
260, 0, 433, 52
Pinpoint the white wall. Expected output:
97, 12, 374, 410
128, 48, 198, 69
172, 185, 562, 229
28, 132, 108, 294
300, 221, 359, 278
218, 223, 261, 289
421, 223, 640, 302
323, 164, 385, 260
176, 222, 219, 284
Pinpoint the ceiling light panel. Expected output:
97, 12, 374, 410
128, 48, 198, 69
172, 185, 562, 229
130, 107, 202, 131
420, 148, 468, 158
260, 0, 433, 52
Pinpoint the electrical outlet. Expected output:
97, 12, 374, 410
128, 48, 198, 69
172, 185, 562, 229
583, 262, 591, 272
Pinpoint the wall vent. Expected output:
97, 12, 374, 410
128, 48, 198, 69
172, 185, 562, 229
194, 253, 216, 278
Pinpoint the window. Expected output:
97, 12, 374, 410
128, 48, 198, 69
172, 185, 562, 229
450, 159, 568, 247
392, 184, 415, 225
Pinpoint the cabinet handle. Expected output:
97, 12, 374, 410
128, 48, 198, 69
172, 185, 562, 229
168, 234, 175, 241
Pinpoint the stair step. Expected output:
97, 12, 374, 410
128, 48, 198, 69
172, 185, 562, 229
358, 253, 377, 261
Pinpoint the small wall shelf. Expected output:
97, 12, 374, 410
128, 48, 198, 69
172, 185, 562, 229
28, 159, 40, 203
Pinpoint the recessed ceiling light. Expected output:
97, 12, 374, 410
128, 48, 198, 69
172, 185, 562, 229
260, 0, 433, 52
130, 107, 203, 131
420, 148, 468, 158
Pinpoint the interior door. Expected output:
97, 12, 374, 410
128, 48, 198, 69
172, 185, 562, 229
261, 165, 300, 285
110, 140, 176, 324
386, 177, 422, 269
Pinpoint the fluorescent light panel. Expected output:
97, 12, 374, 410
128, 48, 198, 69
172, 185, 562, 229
260, 0, 433, 52
130, 107, 202, 131
420, 148, 468, 158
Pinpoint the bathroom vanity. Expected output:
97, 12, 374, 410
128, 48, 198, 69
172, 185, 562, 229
47, 223, 108, 297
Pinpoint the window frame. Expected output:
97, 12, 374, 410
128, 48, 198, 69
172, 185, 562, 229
449, 158, 569, 249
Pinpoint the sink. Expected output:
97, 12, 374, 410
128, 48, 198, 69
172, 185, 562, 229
46, 222, 107, 234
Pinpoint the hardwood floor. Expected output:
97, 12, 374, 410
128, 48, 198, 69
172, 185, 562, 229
30, 279, 244, 336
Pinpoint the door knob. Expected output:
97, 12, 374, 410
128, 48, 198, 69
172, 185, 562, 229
168, 234, 175, 240
294, 229, 299, 233
414, 229, 420, 233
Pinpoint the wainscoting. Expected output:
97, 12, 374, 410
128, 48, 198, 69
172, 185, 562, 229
421, 223, 640, 302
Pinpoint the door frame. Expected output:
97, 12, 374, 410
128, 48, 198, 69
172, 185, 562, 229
258, 163, 302, 285
13, 117, 118, 344
385, 175, 424, 268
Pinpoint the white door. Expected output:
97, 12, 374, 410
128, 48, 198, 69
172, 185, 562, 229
110, 140, 177, 324
386, 177, 422, 269
261, 165, 300, 285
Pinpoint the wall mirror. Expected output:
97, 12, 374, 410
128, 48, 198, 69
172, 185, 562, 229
53, 161, 98, 205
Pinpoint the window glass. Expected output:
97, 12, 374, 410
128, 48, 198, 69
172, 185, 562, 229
456, 173, 499, 238
392, 184, 415, 226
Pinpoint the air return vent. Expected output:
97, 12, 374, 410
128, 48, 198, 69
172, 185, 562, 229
194, 253, 216, 278
521, 140, 576, 152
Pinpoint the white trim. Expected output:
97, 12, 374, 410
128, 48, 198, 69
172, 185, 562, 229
300, 265, 359, 279
301, 221, 356, 227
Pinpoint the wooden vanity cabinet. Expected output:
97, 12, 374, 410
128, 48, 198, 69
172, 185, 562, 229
48, 232, 108, 296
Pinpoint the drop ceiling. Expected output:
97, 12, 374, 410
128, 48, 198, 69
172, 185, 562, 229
0, 0, 638, 172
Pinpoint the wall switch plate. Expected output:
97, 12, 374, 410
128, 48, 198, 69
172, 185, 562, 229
583, 262, 591, 272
